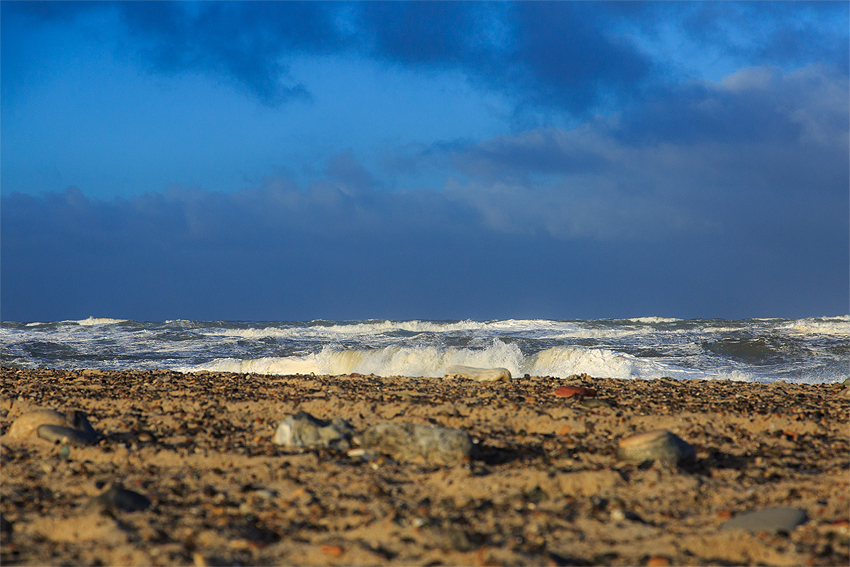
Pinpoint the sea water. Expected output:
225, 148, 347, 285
1, 317, 848, 384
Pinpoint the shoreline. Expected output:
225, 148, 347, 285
1, 368, 848, 566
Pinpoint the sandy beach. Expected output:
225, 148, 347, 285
1, 367, 848, 566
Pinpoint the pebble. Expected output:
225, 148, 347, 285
444, 365, 511, 382
616, 429, 695, 465
8, 409, 99, 444
581, 398, 613, 409
272, 411, 354, 450
720, 506, 808, 533
86, 483, 152, 514
554, 385, 597, 398
361, 422, 473, 465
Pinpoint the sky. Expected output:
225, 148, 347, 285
1, 1, 848, 322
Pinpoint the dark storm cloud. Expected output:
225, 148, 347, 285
116, 1, 349, 105
356, 1, 653, 115
6, 1, 847, 112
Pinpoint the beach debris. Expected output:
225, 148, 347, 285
362, 422, 473, 465
720, 506, 808, 533
616, 429, 695, 465
272, 411, 354, 450
85, 483, 152, 514
444, 365, 511, 382
7, 409, 99, 445
554, 385, 597, 398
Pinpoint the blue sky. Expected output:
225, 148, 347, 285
2, 1, 848, 322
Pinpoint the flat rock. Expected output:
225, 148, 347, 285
37, 424, 98, 446
273, 411, 354, 450
362, 422, 473, 465
720, 506, 808, 533
616, 429, 695, 465
554, 385, 597, 398
7, 409, 99, 444
444, 365, 511, 382
85, 484, 151, 514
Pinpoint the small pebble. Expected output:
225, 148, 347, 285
581, 399, 613, 409
554, 385, 597, 398
320, 545, 344, 556
616, 429, 695, 465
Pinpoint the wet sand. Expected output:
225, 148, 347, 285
1, 367, 848, 566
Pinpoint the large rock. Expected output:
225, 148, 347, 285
444, 365, 511, 382
272, 411, 354, 450
616, 429, 695, 465
7, 409, 99, 445
362, 422, 473, 465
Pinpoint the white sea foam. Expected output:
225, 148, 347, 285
778, 316, 850, 336
68, 317, 128, 326
8, 317, 847, 384
625, 316, 681, 323
183, 341, 716, 381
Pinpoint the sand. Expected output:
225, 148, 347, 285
1, 367, 848, 566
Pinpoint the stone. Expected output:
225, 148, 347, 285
720, 506, 808, 533
272, 411, 354, 450
616, 429, 695, 465
86, 484, 152, 514
361, 422, 473, 465
37, 425, 98, 446
444, 365, 511, 382
7, 409, 99, 444
7, 410, 69, 439
554, 385, 597, 398
581, 398, 613, 409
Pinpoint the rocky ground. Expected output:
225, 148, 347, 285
1, 367, 848, 566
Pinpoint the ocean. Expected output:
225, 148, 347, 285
1, 317, 847, 385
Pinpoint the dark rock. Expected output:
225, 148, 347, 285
86, 484, 152, 514
37, 424, 98, 446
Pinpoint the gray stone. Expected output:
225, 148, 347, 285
86, 484, 152, 514
720, 507, 808, 533
272, 411, 354, 450
616, 429, 695, 465
361, 422, 473, 465
9, 409, 99, 444
444, 365, 511, 382
37, 424, 98, 446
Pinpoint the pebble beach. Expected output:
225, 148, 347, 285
1, 367, 848, 566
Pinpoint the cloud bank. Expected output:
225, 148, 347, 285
3, 63, 846, 322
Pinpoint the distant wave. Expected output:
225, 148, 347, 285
64, 317, 129, 326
